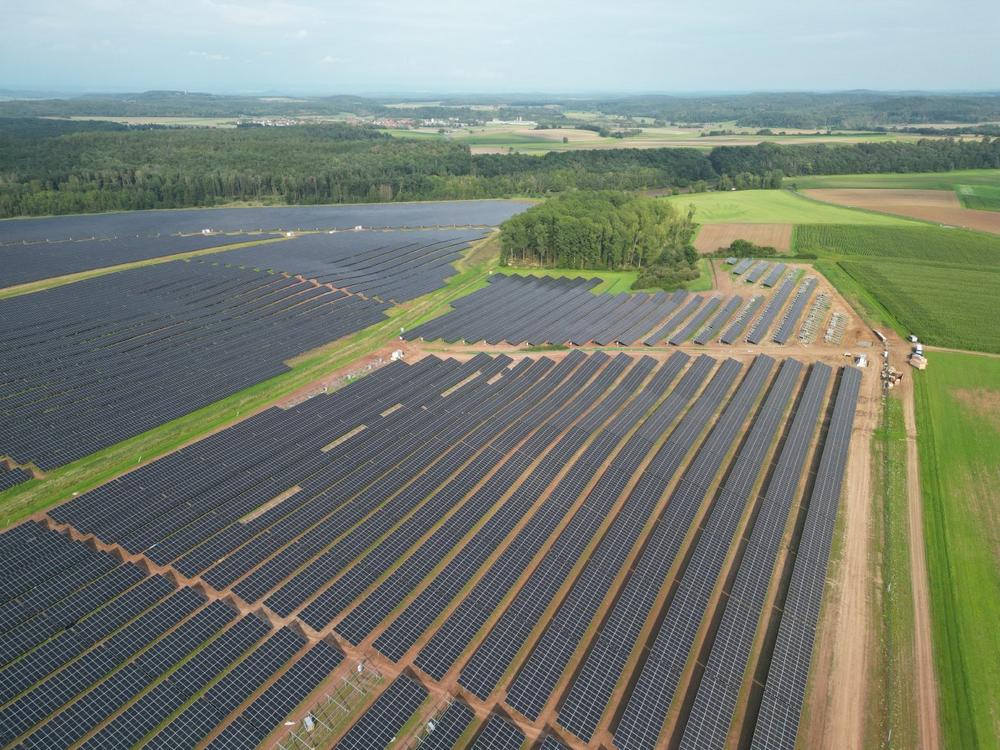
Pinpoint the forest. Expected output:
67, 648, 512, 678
499, 191, 699, 289
0, 118, 998, 217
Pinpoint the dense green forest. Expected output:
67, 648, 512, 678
499, 192, 699, 289
3, 90, 1000, 129
0, 118, 998, 217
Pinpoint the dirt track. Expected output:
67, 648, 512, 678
804, 188, 1000, 235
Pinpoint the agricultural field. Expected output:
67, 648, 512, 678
837, 260, 1000, 352
788, 167, 1000, 194
665, 190, 917, 225
693, 222, 793, 253
803, 188, 1000, 235
914, 352, 1000, 750
385, 124, 928, 155
794, 224, 1000, 266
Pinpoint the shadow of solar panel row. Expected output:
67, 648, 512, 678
556, 358, 750, 742
744, 261, 771, 284
253, 353, 601, 618
750, 367, 861, 750
334, 673, 428, 750
405, 274, 685, 346
79, 613, 272, 749
643, 294, 705, 345
0, 261, 390, 469
414, 354, 693, 687
50, 352, 490, 556
669, 296, 722, 345
470, 713, 526, 750
679, 363, 832, 750
458, 358, 720, 702
415, 698, 475, 750
0, 583, 202, 744
732, 259, 755, 275
502, 353, 719, 720
762, 263, 788, 288
746, 275, 796, 345
694, 295, 743, 345
0, 200, 531, 244
19, 598, 237, 749
206, 639, 344, 749
334, 353, 647, 644
0, 465, 32, 492
200, 228, 490, 303
719, 296, 764, 345
293, 353, 627, 629
772, 277, 818, 345
144, 625, 307, 749
614, 357, 797, 750
375, 354, 690, 667
0, 233, 263, 288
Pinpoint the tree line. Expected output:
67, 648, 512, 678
0, 118, 998, 218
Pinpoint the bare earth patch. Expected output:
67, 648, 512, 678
953, 387, 1000, 433
692, 223, 793, 253
804, 189, 1000, 235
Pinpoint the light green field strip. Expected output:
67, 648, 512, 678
664, 190, 918, 225
785, 168, 1000, 191
914, 352, 1000, 750
497, 257, 712, 294
0, 234, 501, 527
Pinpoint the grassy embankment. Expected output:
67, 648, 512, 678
913, 352, 1000, 750
0, 233, 504, 527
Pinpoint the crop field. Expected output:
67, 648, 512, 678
794, 224, 1000, 266
956, 183, 1000, 211
664, 190, 917, 225
787, 168, 1000, 194
838, 261, 1000, 352
803, 188, 1000, 235
1, 347, 861, 750
914, 352, 1000, 750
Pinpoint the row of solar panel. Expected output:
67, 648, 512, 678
200, 228, 489, 303
0, 464, 32, 493
0, 260, 390, 469
0, 522, 345, 748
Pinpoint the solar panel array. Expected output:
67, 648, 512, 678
4, 345, 861, 748
0, 232, 257, 288
772, 276, 819, 344
0, 260, 389, 470
693, 295, 743, 345
200, 228, 490, 303
335, 673, 428, 749
0, 464, 32, 492
719, 295, 764, 345
0, 200, 531, 243
0, 518, 347, 749
732, 258, 755, 275
744, 261, 770, 284
746, 274, 797, 344
405, 273, 708, 346
763, 263, 788, 287
750, 367, 862, 750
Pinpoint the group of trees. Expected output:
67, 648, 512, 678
500, 192, 699, 290
1, 117, 999, 218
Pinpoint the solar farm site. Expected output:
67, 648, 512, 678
0, 203, 875, 750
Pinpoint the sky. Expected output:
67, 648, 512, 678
1, 0, 997, 95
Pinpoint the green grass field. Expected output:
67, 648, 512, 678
914, 352, 1000, 750
838, 260, 1000, 353
787, 168, 1000, 191
498, 257, 712, 294
956, 184, 1000, 211
795, 224, 1000, 266
665, 190, 917, 225
869, 396, 918, 750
